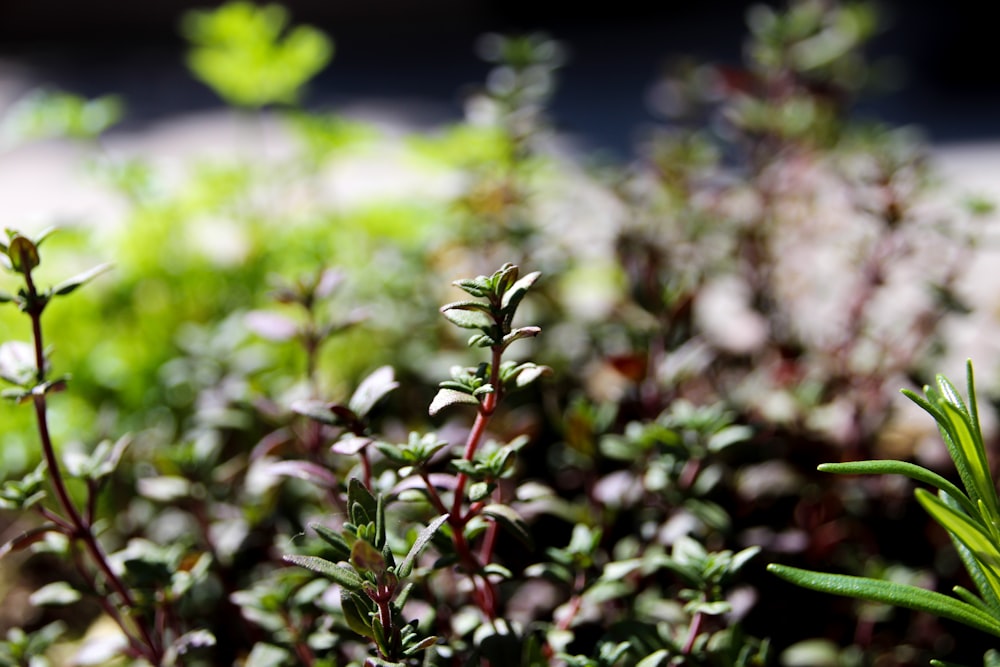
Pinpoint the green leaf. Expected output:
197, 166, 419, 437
50, 263, 112, 296
348, 365, 398, 419
29, 581, 81, 606
500, 326, 542, 351
371, 614, 391, 658
0, 341, 39, 387
429, 388, 479, 416
8, 236, 39, 273
917, 489, 1000, 600
441, 303, 495, 331
940, 401, 999, 519
290, 399, 347, 426
244, 642, 293, 667
635, 649, 671, 667
767, 564, 1000, 638
348, 477, 378, 525
469, 481, 493, 502
818, 460, 976, 517
482, 504, 534, 549
283, 554, 364, 591
499, 270, 540, 313
397, 514, 449, 578
452, 277, 491, 298
341, 589, 375, 639
350, 539, 386, 577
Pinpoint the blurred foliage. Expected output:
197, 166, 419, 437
0, 0, 996, 665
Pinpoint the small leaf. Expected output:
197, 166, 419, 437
403, 634, 440, 655
170, 629, 216, 656
51, 263, 112, 296
469, 481, 493, 502
481, 504, 533, 549
245, 310, 300, 341
283, 554, 364, 591
501, 326, 542, 351
311, 523, 352, 562
429, 388, 479, 416
453, 277, 491, 298
263, 460, 338, 488
291, 399, 353, 427
397, 514, 449, 579
635, 649, 671, 667
348, 477, 378, 522
8, 235, 39, 273
0, 341, 38, 387
244, 643, 293, 667
331, 435, 372, 455
351, 539, 386, 576
29, 581, 81, 606
0, 525, 58, 559
441, 303, 494, 331
136, 475, 191, 502
341, 589, 375, 638
500, 270, 540, 313
348, 365, 399, 418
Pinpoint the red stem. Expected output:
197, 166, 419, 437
24, 270, 162, 663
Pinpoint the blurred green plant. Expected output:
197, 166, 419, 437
182, 1, 333, 108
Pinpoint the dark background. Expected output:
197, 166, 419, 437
0, 0, 997, 158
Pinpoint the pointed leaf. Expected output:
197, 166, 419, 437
635, 649, 671, 667
397, 513, 449, 578
500, 326, 542, 351
768, 563, 1000, 638
341, 589, 375, 638
263, 460, 338, 488
291, 399, 349, 426
453, 278, 491, 298
500, 270, 540, 313
51, 263, 112, 296
311, 523, 351, 562
481, 504, 533, 549
245, 310, 300, 341
348, 477, 378, 522
283, 554, 364, 591
819, 460, 976, 517
940, 401, 999, 517
917, 489, 1000, 599
0, 525, 59, 559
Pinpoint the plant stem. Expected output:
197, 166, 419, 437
682, 611, 704, 655
24, 270, 162, 664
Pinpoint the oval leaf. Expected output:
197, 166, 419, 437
429, 388, 479, 416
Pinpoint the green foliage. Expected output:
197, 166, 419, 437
0, 0, 992, 664
0, 90, 123, 144
769, 362, 1000, 663
182, 1, 333, 108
